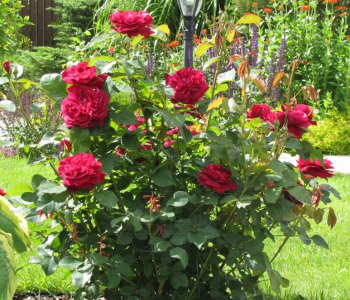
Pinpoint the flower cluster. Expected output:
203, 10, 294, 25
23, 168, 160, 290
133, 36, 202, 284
60, 62, 109, 129
247, 103, 317, 139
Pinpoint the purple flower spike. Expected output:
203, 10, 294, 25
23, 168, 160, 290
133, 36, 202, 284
248, 24, 259, 66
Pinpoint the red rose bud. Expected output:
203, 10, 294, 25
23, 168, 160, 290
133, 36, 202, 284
3, 61, 10, 73
247, 104, 271, 121
197, 164, 237, 194
58, 153, 106, 191
165, 67, 209, 105
296, 158, 334, 179
0, 189, 6, 196
60, 139, 72, 152
109, 11, 154, 38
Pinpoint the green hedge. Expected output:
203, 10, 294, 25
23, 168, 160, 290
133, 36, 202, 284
303, 108, 350, 155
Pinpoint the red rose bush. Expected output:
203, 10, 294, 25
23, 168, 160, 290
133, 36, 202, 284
5, 10, 340, 300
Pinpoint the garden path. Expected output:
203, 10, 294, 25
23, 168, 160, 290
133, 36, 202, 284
279, 153, 350, 174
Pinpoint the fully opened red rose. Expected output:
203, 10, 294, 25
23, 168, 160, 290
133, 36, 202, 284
109, 11, 154, 38
197, 164, 237, 194
58, 153, 106, 191
61, 85, 110, 129
296, 158, 334, 179
268, 104, 314, 139
165, 68, 209, 105
247, 104, 271, 121
62, 62, 107, 89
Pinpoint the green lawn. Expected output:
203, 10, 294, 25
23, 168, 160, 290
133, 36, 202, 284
1, 156, 349, 298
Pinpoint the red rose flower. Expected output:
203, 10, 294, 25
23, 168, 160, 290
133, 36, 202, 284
247, 104, 271, 121
197, 164, 237, 194
165, 67, 209, 105
109, 11, 154, 38
0, 189, 6, 196
58, 153, 106, 191
62, 62, 107, 89
61, 85, 110, 129
268, 104, 314, 139
296, 158, 334, 179
60, 139, 72, 152
294, 104, 317, 125
3, 61, 10, 73
116, 148, 126, 157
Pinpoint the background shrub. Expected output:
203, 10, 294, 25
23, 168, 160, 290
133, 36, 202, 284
303, 108, 350, 155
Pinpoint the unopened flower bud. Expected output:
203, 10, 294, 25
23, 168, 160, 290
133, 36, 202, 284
249, 133, 258, 143
3, 61, 10, 74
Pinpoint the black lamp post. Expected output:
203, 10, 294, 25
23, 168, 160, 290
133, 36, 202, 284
176, 0, 202, 68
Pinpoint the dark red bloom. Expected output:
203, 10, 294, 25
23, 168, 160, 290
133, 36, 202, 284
116, 148, 126, 157
0, 189, 6, 196
247, 104, 271, 121
61, 85, 110, 129
60, 139, 72, 152
296, 158, 334, 179
62, 62, 107, 89
109, 11, 154, 38
197, 164, 237, 194
165, 68, 209, 105
58, 153, 106, 191
268, 104, 314, 139
3, 61, 10, 73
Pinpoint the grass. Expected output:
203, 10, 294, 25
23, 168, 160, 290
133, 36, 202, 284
260, 173, 350, 299
1, 156, 350, 298
0, 155, 75, 295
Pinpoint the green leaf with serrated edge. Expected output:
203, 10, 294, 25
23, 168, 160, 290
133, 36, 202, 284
264, 173, 283, 181
36, 193, 67, 213
266, 204, 284, 222
320, 184, 341, 200
152, 168, 175, 187
38, 132, 57, 148
226, 250, 240, 266
59, 256, 83, 269
245, 253, 267, 270
38, 181, 66, 194
107, 268, 121, 289
72, 268, 93, 288
159, 109, 185, 127
0, 198, 29, 253
167, 191, 189, 207
40, 73, 68, 101
311, 235, 329, 249
288, 186, 312, 205
116, 231, 133, 245
111, 108, 138, 125
269, 159, 287, 172
122, 133, 140, 151
88, 253, 109, 266
41, 256, 59, 275
179, 126, 192, 144
283, 138, 303, 149
314, 208, 324, 224
217, 68, 236, 84
268, 269, 283, 293
7, 184, 34, 196
153, 239, 172, 252
170, 232, 188, 245
170, 247, 188, 269
70, 127, 90, 154
31, 174, 47, 190
219, 195, 236, 205
170, 272, 188, 288
0, 100, 16, 112
0, 234, 17, 300
242, 240, 264, 254
264, 186, 282, 204
310, 149, 324, 167
283, 211, 297, 222
188, 233, 207, 249
203, 56, 223, 71
96, 191, 118, 207
116, 262, 134, 277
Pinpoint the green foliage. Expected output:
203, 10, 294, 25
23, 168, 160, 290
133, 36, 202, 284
48, 0, 102, 48
303, 107, 350, 155
0, 196, 30, 300
7, 47, 70, 82
0, 0, 33, 59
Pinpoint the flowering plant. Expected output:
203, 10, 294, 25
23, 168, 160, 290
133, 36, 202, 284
2, 10, 341, 300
